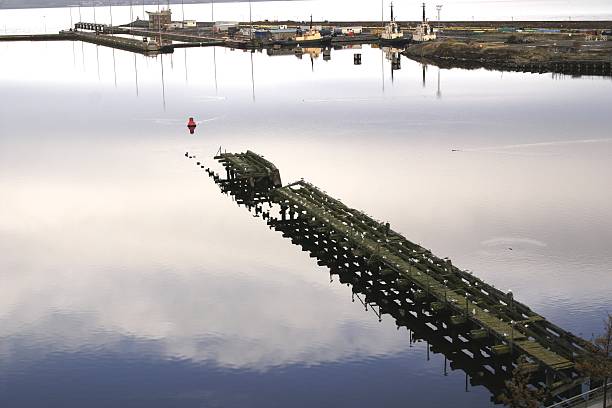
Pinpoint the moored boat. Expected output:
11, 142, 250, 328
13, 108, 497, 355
412, 3, 437, 43
380, 2, 411, 45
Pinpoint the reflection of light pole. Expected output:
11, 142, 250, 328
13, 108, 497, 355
422, 64, 426, 88
381, 46, 385, 93
43, 16, 46, 33
160, 54, 167, 111
250, 51, 255, 102
134, 54, 139, 96
213, 46, 218, 94
437, 68, 442, 99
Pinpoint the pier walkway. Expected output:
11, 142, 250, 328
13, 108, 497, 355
0, 30, 168, 54
0, 33, 74, 42
198, 150, 600, 402
68, 30, 163, 54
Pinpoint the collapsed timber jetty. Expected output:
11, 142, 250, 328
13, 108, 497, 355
191, 150, 598, 404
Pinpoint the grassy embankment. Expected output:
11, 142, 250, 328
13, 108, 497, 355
404, 35, 612, 74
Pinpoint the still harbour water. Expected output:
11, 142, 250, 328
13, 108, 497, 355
1, 11, 612, 408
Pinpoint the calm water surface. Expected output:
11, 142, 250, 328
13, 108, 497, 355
1, 10, 612, 408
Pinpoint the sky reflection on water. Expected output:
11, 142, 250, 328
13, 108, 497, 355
1, 32, 612, 408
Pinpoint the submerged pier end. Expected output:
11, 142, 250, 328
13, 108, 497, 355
195, 150, 598, 404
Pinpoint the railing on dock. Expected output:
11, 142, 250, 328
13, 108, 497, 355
546, 382, 612, 408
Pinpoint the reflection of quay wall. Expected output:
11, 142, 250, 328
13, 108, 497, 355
407, 53, 612, 77
202, 150, 600, 405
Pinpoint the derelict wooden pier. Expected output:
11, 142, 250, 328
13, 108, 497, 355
270, 180, 582, 372
195, 150, 595, 402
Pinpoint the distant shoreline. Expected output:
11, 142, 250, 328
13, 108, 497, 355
0, 0, 291, 11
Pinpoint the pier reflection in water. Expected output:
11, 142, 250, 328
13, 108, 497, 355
1, 37, 612, 408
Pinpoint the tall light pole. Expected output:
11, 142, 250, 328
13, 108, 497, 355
436, 4, 443, 28
157, 0, 161, 39
93, 0, 97, 25
249, 0, 253, 41
109, 0, 113, 34
211, 0, 215, 39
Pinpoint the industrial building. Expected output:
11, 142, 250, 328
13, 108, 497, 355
335, 26, 363, 35
213, 21, 240, 34
270, 28, 298, 41
147, 9, 172, 30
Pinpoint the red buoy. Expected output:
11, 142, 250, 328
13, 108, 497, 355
187, 117, 197, 134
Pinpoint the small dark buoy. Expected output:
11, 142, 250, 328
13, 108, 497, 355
185, 152, 189, 157
187, 117, 197, 134
508, 248, 513, 251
